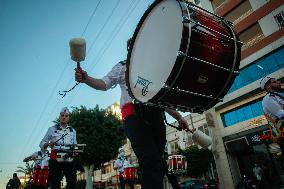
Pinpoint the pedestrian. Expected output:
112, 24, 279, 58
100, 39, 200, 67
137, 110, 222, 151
6, 173, 21, 189
163, 142, 180, 189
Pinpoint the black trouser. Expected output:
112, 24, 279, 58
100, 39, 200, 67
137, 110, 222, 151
277, 137, 284, 155
30, 185, 46, 189
119, 177, 134, 189
124, 105, 166, 189
48, 159, 76, 189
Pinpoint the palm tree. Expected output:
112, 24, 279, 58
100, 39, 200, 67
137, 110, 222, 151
16, 162, 34, 184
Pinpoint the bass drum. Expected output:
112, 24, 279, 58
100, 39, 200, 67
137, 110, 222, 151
126, 0, 242, 113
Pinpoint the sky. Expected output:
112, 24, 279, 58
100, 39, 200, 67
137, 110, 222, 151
0, 0, 158, 187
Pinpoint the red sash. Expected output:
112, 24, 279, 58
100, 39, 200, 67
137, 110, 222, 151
121, 103, 135, 120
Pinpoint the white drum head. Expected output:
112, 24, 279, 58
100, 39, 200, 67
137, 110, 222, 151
128, 0, 184, 102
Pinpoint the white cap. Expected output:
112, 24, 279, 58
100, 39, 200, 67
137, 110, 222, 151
60, 107, 69, 114
260, 76, 272, 89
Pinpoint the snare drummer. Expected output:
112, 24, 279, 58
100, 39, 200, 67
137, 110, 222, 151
260, 76, 284, 152
75, 39, 189, 189
23, 149, 50, 189
163, 142, 180, 189
40, 107, 77, 189
114, 148, 134, 189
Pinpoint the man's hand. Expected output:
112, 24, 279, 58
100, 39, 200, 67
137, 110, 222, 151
75, 67, 88, 83
48, 140, 55, 148
178, 117, 191, 132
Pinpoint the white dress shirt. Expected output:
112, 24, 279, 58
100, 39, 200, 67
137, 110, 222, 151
102, 62, 132, 107
40, 125, 77, 150
262, 92, 284, 120
114, 157, 130, 174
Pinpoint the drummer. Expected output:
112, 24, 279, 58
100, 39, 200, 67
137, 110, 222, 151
40, 107, 77, 189
163, 142, 181, 189
75, 39, 190, 189
23, 149, 50, 189
114, 148, 134, 189
260, 76, 284, 152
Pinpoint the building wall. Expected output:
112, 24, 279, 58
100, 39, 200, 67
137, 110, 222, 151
202, 0, 284, 188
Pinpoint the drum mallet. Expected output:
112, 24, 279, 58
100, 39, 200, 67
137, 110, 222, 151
59, 38, 86, 98
164, 118, 212, 149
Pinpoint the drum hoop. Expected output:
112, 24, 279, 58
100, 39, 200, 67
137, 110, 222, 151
126, 0, 163, 103
126, 0, 190, 104
153, 1, 191, 103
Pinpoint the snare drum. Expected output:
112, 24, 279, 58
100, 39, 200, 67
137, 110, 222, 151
32, 155, 49, 187
126, 0, 242, 113
32, 166, 41, 186
123, 166, 137, 180
168, 155, 187, 174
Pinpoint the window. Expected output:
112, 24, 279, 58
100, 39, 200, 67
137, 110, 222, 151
227, 47, 284, 94
170, 141, 179, 154
221, 92, 284, 127
239, 23, 264, 50
224, 0, 253, 24
275, 11, 284, 28
221, 100, 264, 127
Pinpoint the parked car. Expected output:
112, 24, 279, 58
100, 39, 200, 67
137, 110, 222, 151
180, 179, 218, 189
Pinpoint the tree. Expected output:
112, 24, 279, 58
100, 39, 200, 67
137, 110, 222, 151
67, 106, 126, 189
16, 162, 33, 185
178, 145, 214, 178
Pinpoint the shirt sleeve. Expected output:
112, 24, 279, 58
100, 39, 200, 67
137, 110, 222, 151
39, 127, 52, 149
114, 159, 122, 169
102, 63, 123, 90
265, 97, 284, 119
31, 152, 38, 158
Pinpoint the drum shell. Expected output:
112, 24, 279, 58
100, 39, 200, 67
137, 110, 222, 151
123, 167, 137, 180
40, 166, 49, 187
168, 155, 187, 174
32, 166, 41, 186
151, 8, 241, 112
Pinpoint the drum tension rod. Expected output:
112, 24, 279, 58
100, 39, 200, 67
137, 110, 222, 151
163, 84, 223, 102
182, 17, 242, 45
177, 51, 239, 75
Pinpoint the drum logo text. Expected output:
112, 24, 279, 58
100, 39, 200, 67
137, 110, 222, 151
134, 76, 152, 96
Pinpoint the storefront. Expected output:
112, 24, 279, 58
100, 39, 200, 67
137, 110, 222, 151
223, 125, 284, 188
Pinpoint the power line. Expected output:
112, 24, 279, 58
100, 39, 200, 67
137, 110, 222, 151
86, 0, 121, 55
20, 0, 123, 152
65, 0, 141, 106
17, 1, 102, 161
81, 0, 102, 37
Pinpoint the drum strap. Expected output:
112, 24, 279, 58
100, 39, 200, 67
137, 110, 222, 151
268, 92, 284, 100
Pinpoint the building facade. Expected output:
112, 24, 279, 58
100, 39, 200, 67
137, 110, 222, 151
197, 0, 284, 188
